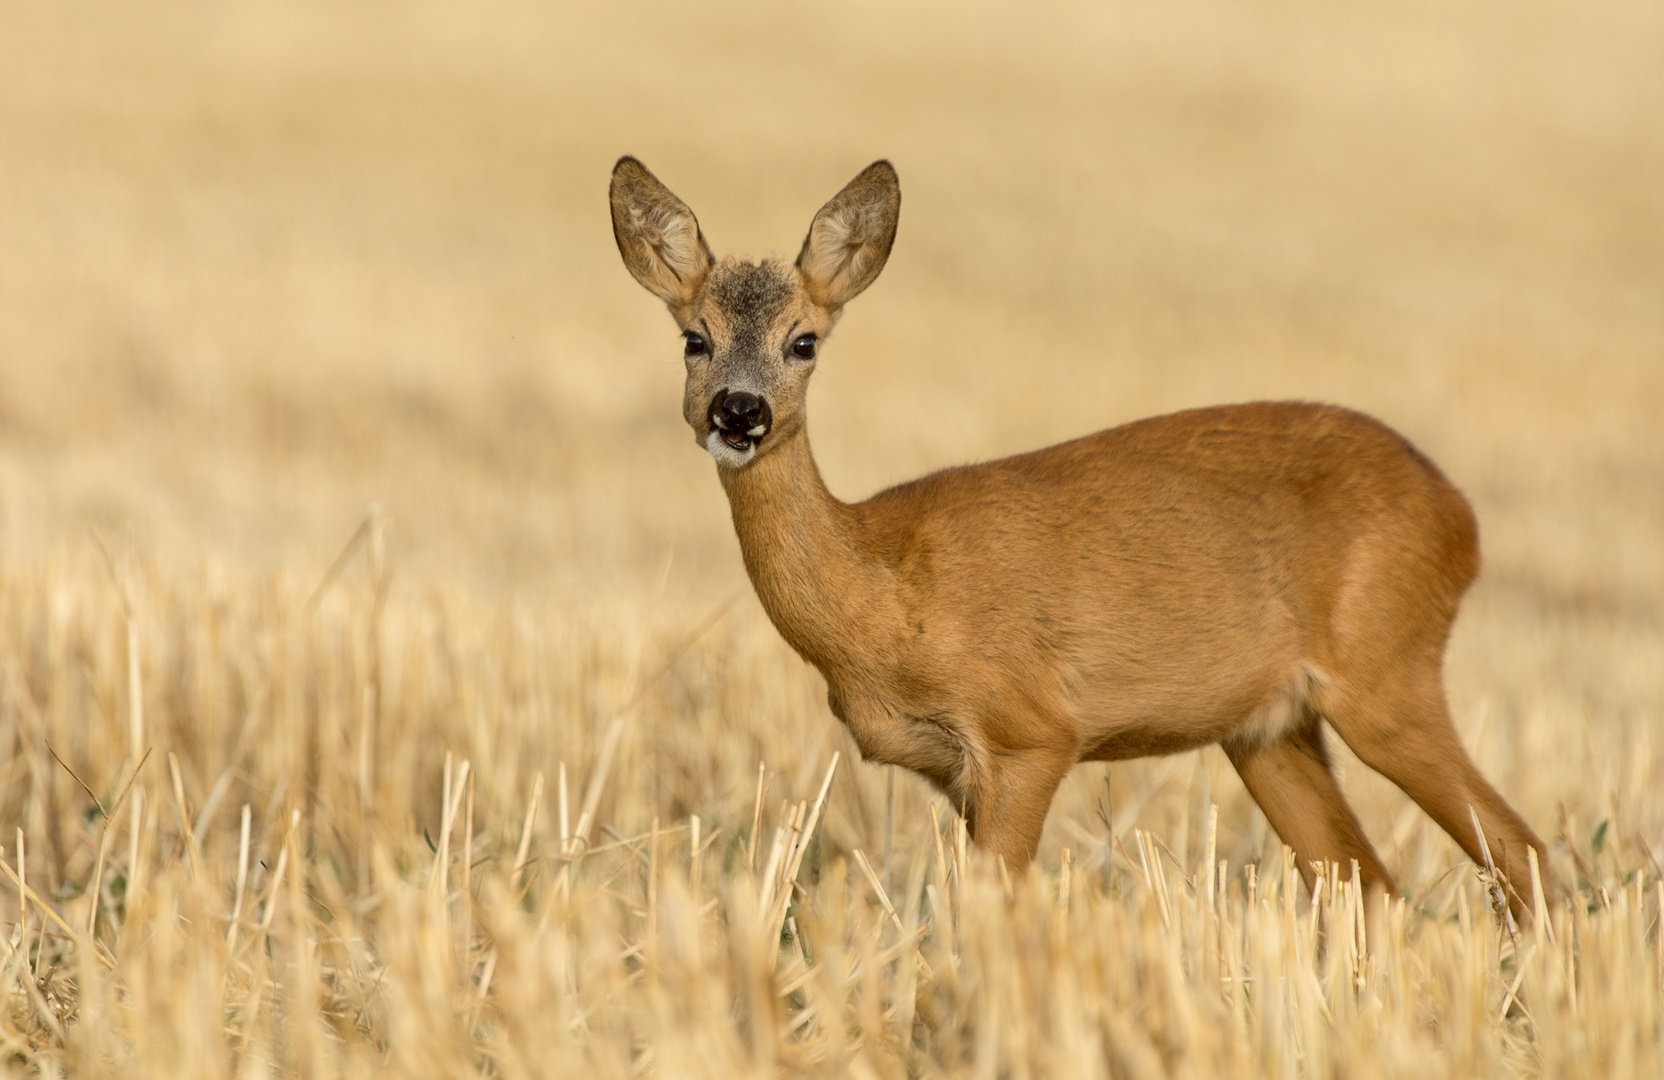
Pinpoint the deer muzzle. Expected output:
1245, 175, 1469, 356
710, 390, 773, 451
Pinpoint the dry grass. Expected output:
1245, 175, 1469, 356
0, 0, 1661, 1075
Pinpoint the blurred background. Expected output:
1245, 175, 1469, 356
1, 0, 1656, 602
0, 0, 1659, 864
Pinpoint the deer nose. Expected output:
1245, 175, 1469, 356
712, 390, 772, 436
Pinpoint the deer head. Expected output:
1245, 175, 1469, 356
609, 157, 900, 469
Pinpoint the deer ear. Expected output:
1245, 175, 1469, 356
610, 157, 714, 307
795, 160, 900, 309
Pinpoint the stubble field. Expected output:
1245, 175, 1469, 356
1, 1, 1661, 1076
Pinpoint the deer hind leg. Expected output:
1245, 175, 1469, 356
1225, 721, 1393, 894
1324, 672, 1548, 921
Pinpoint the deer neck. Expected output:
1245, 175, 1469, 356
719, 427, 900, 678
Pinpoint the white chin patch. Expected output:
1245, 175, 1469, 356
705, 429, 757, 469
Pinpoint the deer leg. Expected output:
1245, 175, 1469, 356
1325, 675, 1548, 921
966, 749, 1073, 874
1225, 722, 1393, 894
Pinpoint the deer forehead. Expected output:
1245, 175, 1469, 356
694, 259, 809, 349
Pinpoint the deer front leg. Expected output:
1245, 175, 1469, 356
966, 749, 1074, 873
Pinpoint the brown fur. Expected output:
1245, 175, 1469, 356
609, 156, 1548, 918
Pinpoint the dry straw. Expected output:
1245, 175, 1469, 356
0, 562, 1657, 1078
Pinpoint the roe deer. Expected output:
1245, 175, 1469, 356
609, 155, 1549, 917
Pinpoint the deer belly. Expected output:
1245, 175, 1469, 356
1075, 662, 1324, 761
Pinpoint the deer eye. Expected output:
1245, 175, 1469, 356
790, 334, 817, 360
683, 331, 707, 357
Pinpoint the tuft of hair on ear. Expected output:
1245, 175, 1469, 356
796, 160, 901, 309
609, 156, 714, 307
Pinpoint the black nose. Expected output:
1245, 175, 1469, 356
712, 390, 772, 435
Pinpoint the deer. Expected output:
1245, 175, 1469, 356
608, 155, 1549, 920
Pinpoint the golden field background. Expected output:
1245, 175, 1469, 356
0, 0, 1660, 1075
